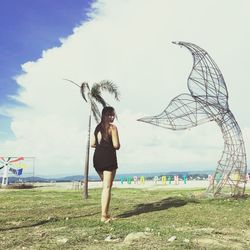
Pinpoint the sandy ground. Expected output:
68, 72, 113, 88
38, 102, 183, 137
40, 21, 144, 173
33, 180, 250, 191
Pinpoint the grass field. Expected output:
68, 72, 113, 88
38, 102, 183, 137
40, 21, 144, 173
0, 187, 250, 249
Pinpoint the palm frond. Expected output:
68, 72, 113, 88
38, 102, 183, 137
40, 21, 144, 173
63, 78, 81, 87
98, 80, 120, 101
90, 99, 101, 123
80, 82, 89, 102
91, 83, 107, 107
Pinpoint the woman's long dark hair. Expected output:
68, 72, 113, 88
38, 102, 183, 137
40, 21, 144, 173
97, 106, 115, 141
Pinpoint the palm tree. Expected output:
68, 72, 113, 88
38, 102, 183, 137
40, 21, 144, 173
64, 79, 120, 199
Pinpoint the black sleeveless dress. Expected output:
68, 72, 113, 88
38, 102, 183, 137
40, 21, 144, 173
93, 127, 118, 172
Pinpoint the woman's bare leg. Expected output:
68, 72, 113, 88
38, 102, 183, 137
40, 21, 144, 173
97, 171, 103, 181
101, 169, 116, 220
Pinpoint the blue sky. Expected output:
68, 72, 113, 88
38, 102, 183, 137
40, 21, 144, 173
0, 0, 93, 140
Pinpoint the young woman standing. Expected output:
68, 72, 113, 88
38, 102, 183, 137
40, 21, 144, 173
91, 106, 120, 223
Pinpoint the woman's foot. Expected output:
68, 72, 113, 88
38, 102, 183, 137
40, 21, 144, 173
107, 215, 117, 221
105, 214, 117, 221
101, 215, 111, 223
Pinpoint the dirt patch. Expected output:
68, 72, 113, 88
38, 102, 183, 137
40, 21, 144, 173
176, 226, 215, 234
194, 237, 245, 249
176, 227, 248, 249
3, 184, 35, 189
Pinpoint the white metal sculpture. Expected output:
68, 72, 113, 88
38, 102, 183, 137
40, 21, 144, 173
138, 42, 247, 197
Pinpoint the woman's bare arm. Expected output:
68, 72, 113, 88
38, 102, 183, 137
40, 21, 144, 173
91, 134, 96, 148
111, 125, 120, 150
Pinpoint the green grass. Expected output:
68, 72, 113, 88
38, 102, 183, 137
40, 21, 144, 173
0, 187, 250, 249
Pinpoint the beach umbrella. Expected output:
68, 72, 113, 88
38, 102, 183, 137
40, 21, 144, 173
0, 157, 24, 186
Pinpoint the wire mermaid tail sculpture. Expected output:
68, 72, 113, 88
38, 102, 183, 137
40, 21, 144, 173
138, 41, 247, 196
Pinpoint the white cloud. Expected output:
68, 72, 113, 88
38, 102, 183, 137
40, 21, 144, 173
1, 0, 250, 176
